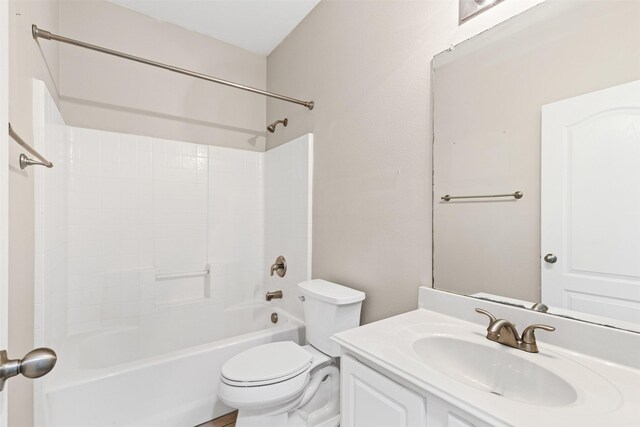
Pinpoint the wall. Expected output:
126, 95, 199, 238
208, 146, 264, 308
433, 1, 640, 302
8, 1, 60, 426
34, 80, 68, 349
266, 0, 545, 324
35, 112, 266, 338
264, 134, 313, 320
35, 97, 311, 339
58, 0, 267, 151
32, 79, 67, 427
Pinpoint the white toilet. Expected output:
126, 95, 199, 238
218, 279, 365, 427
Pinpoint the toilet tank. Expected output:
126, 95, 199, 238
298, 279, 365, 357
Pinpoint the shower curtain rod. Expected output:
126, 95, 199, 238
32, 25, 315, 110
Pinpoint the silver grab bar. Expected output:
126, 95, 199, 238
8, 123, 53, 169
155, 266, 210, 280
441, 191, 523, 202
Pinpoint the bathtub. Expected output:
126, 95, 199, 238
43, 303, 304, 427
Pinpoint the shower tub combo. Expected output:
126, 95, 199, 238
33, 78, 313, 426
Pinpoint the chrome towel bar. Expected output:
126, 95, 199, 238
8, 123, 53, 169
441, 191, 523, 202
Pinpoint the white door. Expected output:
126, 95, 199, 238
541, 80, 640, 325
0, 0, 9, 425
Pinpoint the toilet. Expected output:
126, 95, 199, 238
218, 279, 365, 427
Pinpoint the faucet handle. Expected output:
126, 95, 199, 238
531, 302, 549, 313
522, 324, 555, 342
475, 308, 497, 325
521, 324, 556, 353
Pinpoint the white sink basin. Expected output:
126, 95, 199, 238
413, 336, 578, 407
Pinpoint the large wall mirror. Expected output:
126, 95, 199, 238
433, 0, 640, 332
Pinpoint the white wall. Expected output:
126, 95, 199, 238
34, 83, 265, 340
264, 134, 313, 321
208, 146, 264, 307
35, 81, 313, 341
266, 0, 546, 324
64, 130, 265, 332
33, 79, 68, 427
34, 80, 68, 350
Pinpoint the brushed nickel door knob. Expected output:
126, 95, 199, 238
544, 254, 557, 264
0, 347, 57, 391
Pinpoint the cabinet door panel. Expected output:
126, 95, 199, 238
427, 394, 494, 427
447, 412, 476, 427
341, 355, 426, 427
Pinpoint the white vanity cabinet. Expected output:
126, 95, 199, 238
341, 354, 426, 427
341, 354, 492, 427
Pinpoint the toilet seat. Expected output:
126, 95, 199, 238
218, 342, 333, 410
221, 341, 313, 386
219, 367, 311, 410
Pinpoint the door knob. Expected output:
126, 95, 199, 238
0, 347, 57, 391
544, 254, 557, 264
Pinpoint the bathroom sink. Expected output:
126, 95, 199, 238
413, 336, 578, 407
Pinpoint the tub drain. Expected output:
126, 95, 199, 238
271, 312, 278, 323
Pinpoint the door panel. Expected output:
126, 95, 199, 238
541, 80, 640, 324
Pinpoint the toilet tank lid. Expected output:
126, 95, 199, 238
298, 279, 365, 305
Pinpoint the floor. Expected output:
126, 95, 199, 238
196, 411, 237, 427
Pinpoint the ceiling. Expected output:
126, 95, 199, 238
108, 0, 321, 56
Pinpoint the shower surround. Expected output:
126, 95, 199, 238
33, 80, 312, 426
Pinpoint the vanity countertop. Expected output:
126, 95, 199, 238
333, 307, 640, 427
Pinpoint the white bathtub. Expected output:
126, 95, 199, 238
43, 303, 304, 427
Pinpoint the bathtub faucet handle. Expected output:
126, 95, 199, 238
270, 256, 287, 277
266, 290, 283, 301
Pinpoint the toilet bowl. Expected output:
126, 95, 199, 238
218, 280, 365, 427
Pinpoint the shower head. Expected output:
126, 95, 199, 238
267, 118, 288, 133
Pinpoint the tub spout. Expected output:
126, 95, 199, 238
266, 290, 283, 301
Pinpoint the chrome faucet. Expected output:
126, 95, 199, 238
475, 308, 555, 353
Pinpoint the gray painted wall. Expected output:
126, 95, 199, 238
266, 0, 545, 324
59, 0, 267, 151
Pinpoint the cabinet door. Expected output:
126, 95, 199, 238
426, 394, 494, 427
341, 354, 426, 427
